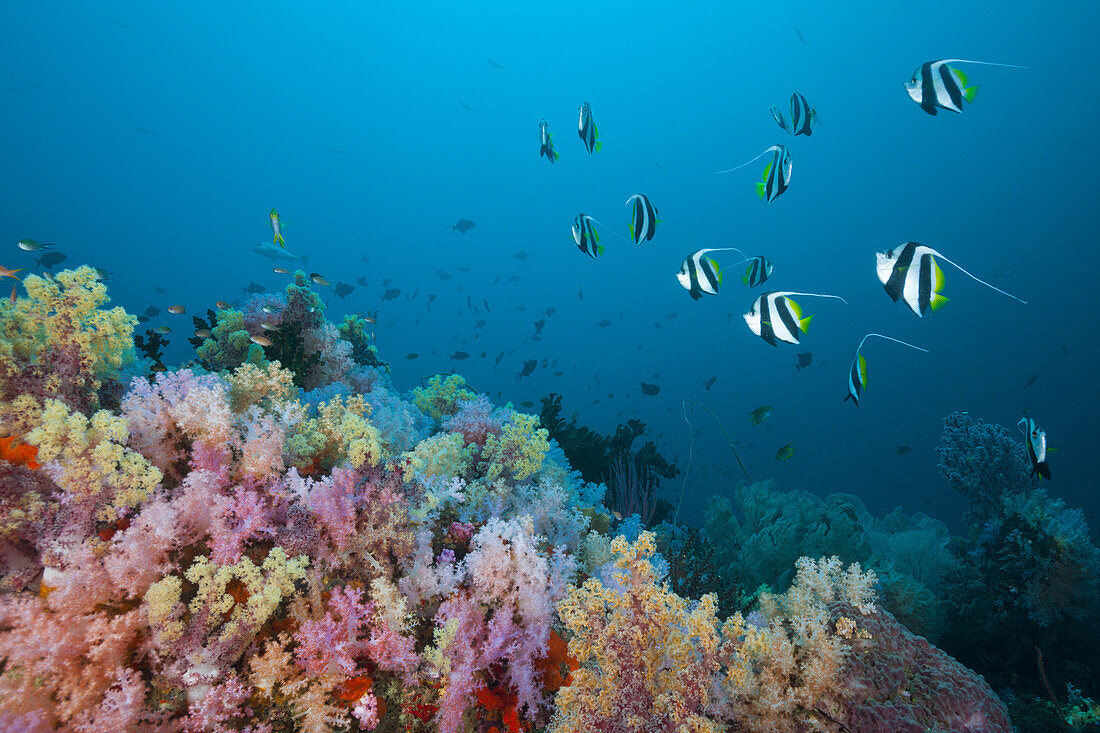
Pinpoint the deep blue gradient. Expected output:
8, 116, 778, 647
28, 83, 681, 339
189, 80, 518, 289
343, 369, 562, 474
3, 0, 1097, 532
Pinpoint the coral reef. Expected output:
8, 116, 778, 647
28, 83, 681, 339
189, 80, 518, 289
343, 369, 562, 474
0, 267, 1033, 732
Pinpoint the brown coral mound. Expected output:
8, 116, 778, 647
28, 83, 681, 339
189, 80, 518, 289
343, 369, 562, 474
833, 601, 1011, 733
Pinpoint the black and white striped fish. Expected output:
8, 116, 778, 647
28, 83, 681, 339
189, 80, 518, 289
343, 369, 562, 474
876, 241, 1026, 317
626, 194, 658, 244
572, 214, 603, 258
578, 101, 601, 154
539, 119, 559, 163
743, 291, 846, 346
771, 91, 818, 135
741, 255, 773, 288
905, 59, 1028, 115
1017, 417, 1050, 479
676, 248, 739, 300
844, 333, 928, 406
715, 145, 792, 202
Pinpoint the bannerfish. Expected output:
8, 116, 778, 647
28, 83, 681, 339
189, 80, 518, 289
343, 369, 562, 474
572, 214, 603, 258
640, 382, 660, 396
844, 333, 928, 406
626, 193, 659, 245
578, 101, 601, 154
449, 219, 475, 234
876, 242, 1026, 317
269, 209, 285, 247
794, 352, 812, 372
253, 241, 309, 269
539, 119, 559, 163
749, 406, 772, 425
1017, 417, 1051, 479
676, 248, 742, 300
741, 255, 773, 288
771, 91, 818, 136
716, 145, 792, 202
743, 291, 847, 346
905, 59, 1028, 115
775, 443, 797, 461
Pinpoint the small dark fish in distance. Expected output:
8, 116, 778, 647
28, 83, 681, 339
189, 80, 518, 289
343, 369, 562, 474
518, 359, 537, 377
596, 319, 612, 327
356, 276, 368, 286
483, 299, 490, 312
795, 352, 812, 372
144, 305, 160, 317
895, 445, 912, 455
533, 319, 546, 334
519, 400, 534, 408
435, 269, 453, 280
360, 255, 370, 263
703, 376, 717, 391
458, 100, 476, 112
449, 219, 475, 234
775, 443, 797, 461
154, 286, 167, 294
640, 383, 660, 396
514, 250, 530, 259
382, 278, 392, 287
405, 353, 419, 359
545, 307, 556, 317
136, 315, 149, 323
1023, 374, 1038, 389
475, 319, 487, 329
383, 288, 401, 301
487, 58, 505, 69
243, 282, 266, 294
451, 351, 469, 360
334, 282, 354, 298
35, 252, 67, 269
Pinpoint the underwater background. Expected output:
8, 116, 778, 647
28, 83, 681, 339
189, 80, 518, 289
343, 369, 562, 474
2, 1, 1099, 731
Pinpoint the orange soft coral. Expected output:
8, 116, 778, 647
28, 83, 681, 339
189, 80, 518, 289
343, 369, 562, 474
0, 436, 39, 470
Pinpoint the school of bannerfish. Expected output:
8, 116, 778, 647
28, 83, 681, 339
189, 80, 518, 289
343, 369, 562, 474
552, 60, 1049, 478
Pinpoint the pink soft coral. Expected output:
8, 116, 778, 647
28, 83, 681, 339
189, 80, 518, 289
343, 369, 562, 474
294, 585, 372, 676
442, 394, 503, 447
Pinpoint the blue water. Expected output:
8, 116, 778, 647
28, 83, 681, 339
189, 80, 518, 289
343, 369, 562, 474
2, 0, 1096, 532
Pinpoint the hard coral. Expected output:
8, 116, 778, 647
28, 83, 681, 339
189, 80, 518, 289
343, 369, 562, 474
834, 600, 1011, 732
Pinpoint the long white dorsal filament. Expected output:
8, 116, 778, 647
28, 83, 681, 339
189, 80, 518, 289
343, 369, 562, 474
585, 215, 632, 243
933, 252, 1027, 304
943, 59, 1030, 70
714, 146, 777, 174
857, 333, 930, 354
779, 291, 849, 305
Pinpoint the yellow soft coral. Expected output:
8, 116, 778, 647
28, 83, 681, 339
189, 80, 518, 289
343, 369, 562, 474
26, 399, 161, 521
410, 374, 474, 422
180, 547, 309, 642
227, 360, 299, 413
481, 412, 550, 482
0, 266, 135, 431
401, 431, 472, 482
287, 393, 383, 472
552, 532, 725, 733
